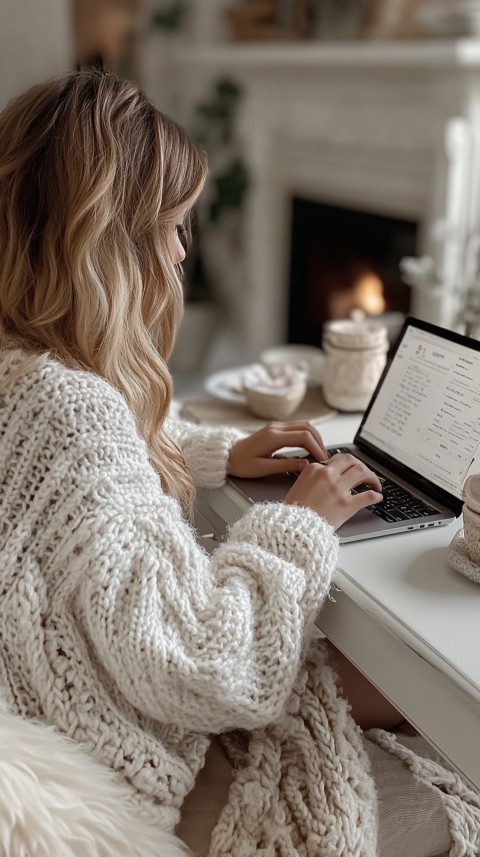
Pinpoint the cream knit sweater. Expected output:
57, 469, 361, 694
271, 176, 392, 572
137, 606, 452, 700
0, 351, 369, 837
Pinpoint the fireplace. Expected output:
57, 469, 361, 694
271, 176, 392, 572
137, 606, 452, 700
287, 198, 417, 349
148, 42, 480, 360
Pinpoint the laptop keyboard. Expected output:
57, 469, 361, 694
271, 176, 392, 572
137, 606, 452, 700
330, 448, 438, 523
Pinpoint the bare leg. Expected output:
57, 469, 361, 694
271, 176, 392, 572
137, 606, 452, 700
176, 739, 233, 856
326, 642, 404, 731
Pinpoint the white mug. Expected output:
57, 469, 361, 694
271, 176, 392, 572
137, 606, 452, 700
462, 474, 480, 566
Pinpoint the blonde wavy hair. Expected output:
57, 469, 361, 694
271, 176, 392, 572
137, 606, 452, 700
0, 69, 207, 514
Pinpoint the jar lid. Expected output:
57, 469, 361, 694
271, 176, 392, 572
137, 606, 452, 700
323, 320, 389, 351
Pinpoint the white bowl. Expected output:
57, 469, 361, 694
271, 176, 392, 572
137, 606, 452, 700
244, 381, 307, 420
260, 345, 325, 387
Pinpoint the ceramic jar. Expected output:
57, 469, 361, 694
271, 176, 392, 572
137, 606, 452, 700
462, 474, 480, 565
322, 320, 389, 411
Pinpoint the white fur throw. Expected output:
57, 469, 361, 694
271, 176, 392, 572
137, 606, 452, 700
0, 705, 187, 857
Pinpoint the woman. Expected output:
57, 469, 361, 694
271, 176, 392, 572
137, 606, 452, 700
0, 69, 462, 857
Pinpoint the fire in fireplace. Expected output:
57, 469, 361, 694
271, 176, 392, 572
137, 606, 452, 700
287, 197, 417, 348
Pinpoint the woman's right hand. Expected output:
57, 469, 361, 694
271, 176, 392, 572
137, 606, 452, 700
283, 452, 383, 531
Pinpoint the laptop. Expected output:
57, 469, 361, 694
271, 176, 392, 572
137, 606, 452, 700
227, 317, 480, 543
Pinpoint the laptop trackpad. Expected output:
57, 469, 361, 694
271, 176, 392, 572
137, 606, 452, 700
336, 505, 386, 542
228, 473, 295, 505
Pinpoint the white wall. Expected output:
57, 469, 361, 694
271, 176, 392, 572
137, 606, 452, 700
0, 0, 72, 110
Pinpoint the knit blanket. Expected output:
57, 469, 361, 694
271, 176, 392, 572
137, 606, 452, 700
211, 641, 377, 857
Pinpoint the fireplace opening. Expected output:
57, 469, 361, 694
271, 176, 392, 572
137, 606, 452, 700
287, 198, 417, 348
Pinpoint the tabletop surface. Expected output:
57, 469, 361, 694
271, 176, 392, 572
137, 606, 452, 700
337, 522, 478, 693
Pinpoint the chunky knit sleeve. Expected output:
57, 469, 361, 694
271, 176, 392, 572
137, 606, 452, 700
78, 493, 337, 733
0, 357, 339, 735
165, 415, 245, 488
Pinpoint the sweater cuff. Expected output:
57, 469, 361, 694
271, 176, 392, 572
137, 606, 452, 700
227, 501, 339, 607
178, 425, 246, 488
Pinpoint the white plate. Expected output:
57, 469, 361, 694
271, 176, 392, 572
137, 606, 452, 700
204, 366, 252, 404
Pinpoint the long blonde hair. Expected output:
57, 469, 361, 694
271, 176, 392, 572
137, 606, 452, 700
0, 69, 208, 514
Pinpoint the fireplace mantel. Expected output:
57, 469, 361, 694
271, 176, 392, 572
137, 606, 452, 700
158, 38, 480, 70
146, 37, 480, 356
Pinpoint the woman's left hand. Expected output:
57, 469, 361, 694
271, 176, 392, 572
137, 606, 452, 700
227, 421, 330, 479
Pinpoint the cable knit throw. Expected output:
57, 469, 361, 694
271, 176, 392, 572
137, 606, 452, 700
210, 641, 377, 856
0, 348, 478, 857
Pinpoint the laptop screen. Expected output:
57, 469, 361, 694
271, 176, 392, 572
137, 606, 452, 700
357, 318, 480, 500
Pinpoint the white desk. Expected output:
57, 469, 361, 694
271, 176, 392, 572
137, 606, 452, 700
196, 412, 480, 792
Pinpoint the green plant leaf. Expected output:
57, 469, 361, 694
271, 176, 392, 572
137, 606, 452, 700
151, 1, 188, 32
209, 158, 249, 223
